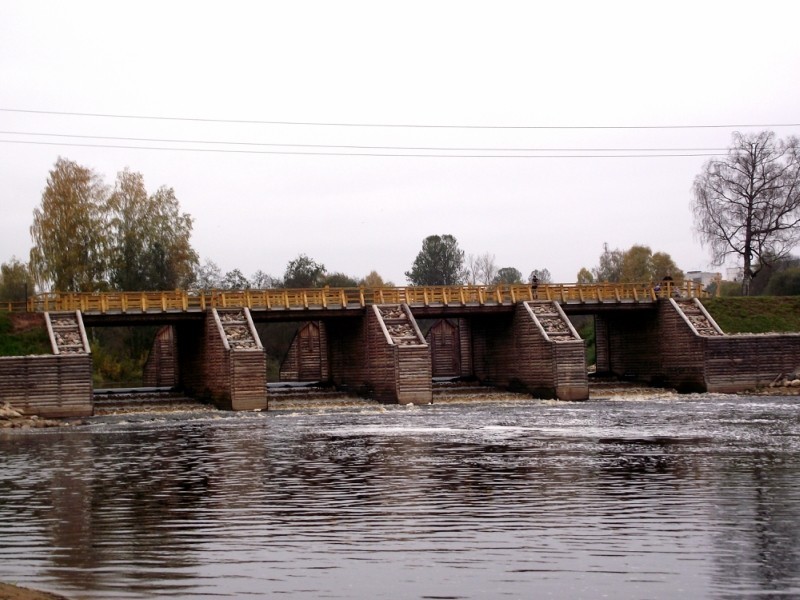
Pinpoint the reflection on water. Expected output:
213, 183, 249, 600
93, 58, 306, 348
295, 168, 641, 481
1, 395, 799, 599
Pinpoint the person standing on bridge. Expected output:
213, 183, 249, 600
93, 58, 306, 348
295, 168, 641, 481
530, 274, 539, 300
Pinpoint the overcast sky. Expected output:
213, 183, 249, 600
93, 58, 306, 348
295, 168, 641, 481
1, 1, 799, 287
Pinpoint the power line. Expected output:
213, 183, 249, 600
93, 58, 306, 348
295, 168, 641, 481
0, 138, 723, 158
2, 107, 798, 131
0, 130, 734, 153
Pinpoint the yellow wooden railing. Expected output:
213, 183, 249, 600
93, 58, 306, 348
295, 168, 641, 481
0, 282, 708, 315
0, 300, 30, 313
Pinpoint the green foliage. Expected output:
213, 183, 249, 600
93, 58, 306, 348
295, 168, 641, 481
0, 258, 34, 302
406, 234, 466, 285
361, 270, 387, 287
493, 267, 523, 284
576, 267, 594, 284
765, 268, 800, 296
715, 281, 743, 297
591, 243, 683, 283
649, 251, 682, 282
0, 315, 46, 355
283, 254, 326, 287
528, 268, 552, 284
108, 169, 198, 290
221, 268, 250, 290
702, 297, 800, 333
0, 313, 51, 356
322, 272, 359, 287
593, 243, 624, 282
255, 321, 301, 379
30, 157, 109, 291
251, 270, 280, 289
29, 158, 198, 293
91, 343, 147, 387
573, 315, 596, 367
89, 326, 157, 386
193, 258, 223, 289
749, 255, 800, 295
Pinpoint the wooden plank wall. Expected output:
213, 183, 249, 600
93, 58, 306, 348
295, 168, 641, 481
279, 335, 300, 381
553, 341, 590, 400
203, 311, 230, 404
364, 307, 401, 403
457, 318, 473, 378
511, 305, 557, 392
470, 313, 514, 385
0, 354, 92, 417
594, 316, 610, 372
175, 311, 267, 410
658, 301, 707, 391
601, 303, 708, 390
603, 310, 663, 381
703, 334, 800, 392
327, 317, 367, 393
468, 305, 588, 399
426, 319, 460, 378
327, 307, 431, 404
142, 326, 177, 387
395, 344, 432, 404
319, 321, 330, 381
513, 303, 587, 399
279, 321, 326, 382
175, 321, 205, 398
229, 348, 268, 410
658, 300, 800, 392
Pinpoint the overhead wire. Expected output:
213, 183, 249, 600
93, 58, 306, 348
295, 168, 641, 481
0, 139, 724, 158
0, 130, 733, 153
1, 107, 797, 158
1, 107, 799, 131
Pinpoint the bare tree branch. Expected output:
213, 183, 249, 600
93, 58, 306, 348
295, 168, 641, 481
692, 131, 800, 295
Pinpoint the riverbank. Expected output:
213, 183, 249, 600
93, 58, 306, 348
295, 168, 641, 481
0, 402, 67, 429
0, 583, 68, 600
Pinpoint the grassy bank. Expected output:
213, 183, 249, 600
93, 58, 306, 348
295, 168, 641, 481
701, 297, 800, 333
0, 312, 51, 356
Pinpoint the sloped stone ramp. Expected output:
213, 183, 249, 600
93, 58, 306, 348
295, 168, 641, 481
45, 311, 90, 354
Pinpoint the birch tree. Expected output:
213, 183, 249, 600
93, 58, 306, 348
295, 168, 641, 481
30, 157, 108, 291
107, 169, 197, 290
693, 131, 800, 295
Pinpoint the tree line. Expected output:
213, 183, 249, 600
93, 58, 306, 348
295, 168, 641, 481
2, 129, 800, 300
28, 158, 197, 293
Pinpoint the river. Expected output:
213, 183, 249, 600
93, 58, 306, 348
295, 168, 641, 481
1, 391, 799, 599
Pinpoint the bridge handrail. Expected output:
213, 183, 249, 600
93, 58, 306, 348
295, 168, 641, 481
3, 282, 708, 314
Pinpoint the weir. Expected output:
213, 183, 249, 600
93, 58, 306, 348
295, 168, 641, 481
2, 284, 799, 415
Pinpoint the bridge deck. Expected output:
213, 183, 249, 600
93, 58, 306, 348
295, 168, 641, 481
4, 283, 706, 317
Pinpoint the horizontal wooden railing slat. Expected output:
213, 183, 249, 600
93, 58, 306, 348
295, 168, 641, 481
2, 282, 709, 315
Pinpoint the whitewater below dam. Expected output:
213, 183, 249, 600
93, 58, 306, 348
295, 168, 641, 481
1, 391, 799, 599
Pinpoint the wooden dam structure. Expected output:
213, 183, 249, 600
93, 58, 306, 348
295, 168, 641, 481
2, 283, 800, 417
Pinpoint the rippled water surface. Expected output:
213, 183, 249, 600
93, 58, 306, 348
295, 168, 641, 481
2, 394, 800, 599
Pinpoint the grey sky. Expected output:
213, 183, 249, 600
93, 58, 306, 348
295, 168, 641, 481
1, 1, 799, 287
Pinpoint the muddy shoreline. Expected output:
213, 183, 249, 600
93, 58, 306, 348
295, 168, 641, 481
0, 582, 68, 600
